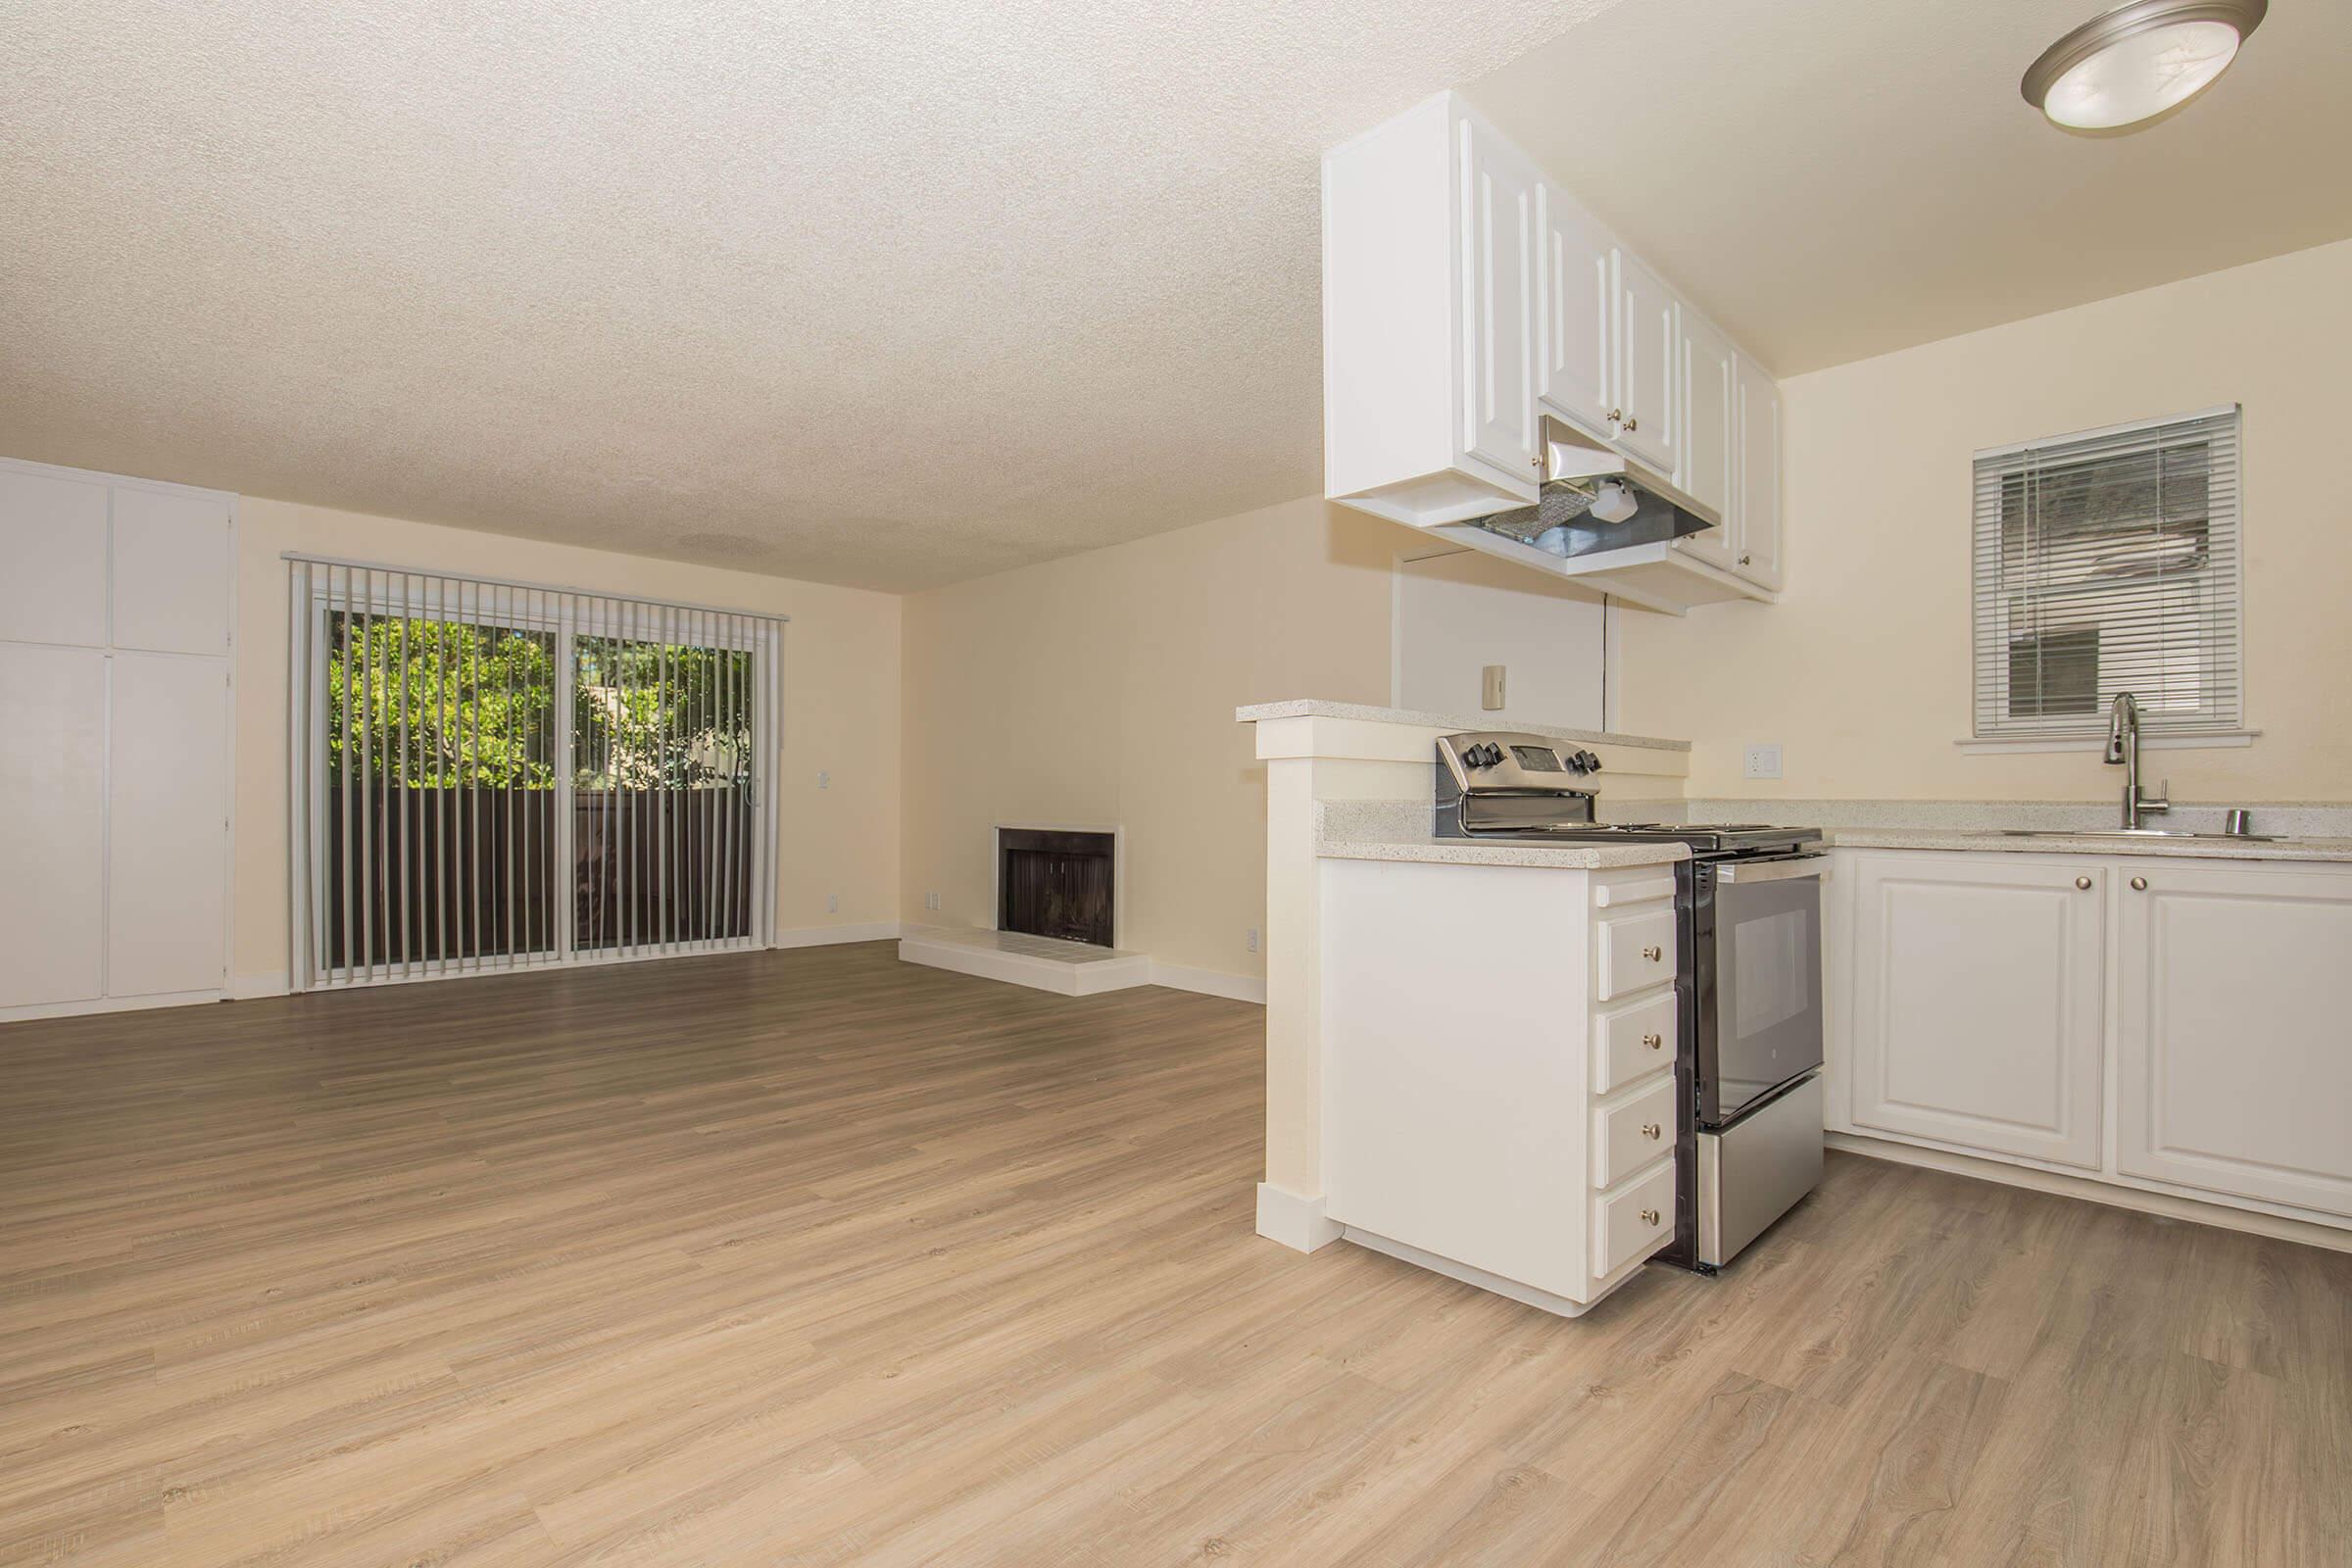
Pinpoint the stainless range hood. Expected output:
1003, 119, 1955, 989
1410, 419, 1765, 616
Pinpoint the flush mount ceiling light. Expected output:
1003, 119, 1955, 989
2022, 0, 2266, 130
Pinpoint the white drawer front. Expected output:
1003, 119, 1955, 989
1597, 908, 1676, 1001
1594, 990, 1677, 1094
1592, 1159, 1676, 1278
1592, 1075, 1677, 1190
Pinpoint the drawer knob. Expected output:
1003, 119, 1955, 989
1641, 1122, 1662, 1140
2131, 876, 2149, 892
2076, 875, 2092, 890
1643, 1032, 1664, 1051
1639, 1208, 1660, 1226
1642, 945, 1663, 961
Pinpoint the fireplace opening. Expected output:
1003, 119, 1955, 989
999, 829, 1115, 948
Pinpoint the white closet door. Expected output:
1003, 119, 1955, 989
0, 645, 108, 1005
0, 467, 109, 648
107, 653, 229, 996
113, 488, 233, 655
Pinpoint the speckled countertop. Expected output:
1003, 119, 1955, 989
1823, 828, 2352, 862
1314, 800, 1686, 869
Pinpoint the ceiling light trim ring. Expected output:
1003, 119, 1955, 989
2020, 0, 2268, 114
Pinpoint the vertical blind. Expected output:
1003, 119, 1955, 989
285, 559, 783, 990
1972, 405, 2242, 741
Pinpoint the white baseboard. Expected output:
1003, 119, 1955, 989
771, 921, 902, 950
1255, 1181, 1344, 1252
1830, 1132, 2352, 1254
1148, 961, 1267, 1004
228, 971, 290, 1001
0, 988, 224, 1024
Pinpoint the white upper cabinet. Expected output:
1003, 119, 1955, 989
1609, 249, 1679, 475
1323, 92, 1787, 607
1735, 354, 1785, 591
1535, 182, 1612, 437
1457, 115, 1542, 482
1674, 311, 1737, 569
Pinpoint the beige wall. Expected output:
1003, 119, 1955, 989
1617, 236, 2352, 804
900, 496, 1398, 983
232, 498, 902, 985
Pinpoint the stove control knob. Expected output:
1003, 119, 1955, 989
1468, 744, 1502, 768
1576, 751, 1602, 773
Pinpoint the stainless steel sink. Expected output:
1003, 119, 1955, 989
1997, 828, 2281, 843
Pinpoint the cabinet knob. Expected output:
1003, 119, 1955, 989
1739, 553, 1752, 566
1623, 416, 1639, 431
1642, 945, 1663, 961
1641, 1123, 1662, 1140
1639, 1208, 1660, 1226
2131, 876, 2149, 892
1532, 455, 1544, 468
1608, 407, 1624, 423
2076, 875, 2093, 891
1643, 1032, 1664, 1051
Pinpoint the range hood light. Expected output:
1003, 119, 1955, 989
1589, 479, 1640, 524
2022, 0, 2265, 130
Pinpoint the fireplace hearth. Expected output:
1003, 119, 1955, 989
998, 828, 1115, 948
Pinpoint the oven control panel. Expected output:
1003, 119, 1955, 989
1439, 731, 1602, 792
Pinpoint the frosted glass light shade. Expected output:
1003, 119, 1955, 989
2023, 2, 2265, 131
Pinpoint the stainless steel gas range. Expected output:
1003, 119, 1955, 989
1435, 731, 1826, 1273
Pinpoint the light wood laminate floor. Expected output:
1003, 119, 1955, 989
3, 943, 2345, 1566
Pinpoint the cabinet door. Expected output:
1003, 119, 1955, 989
1674, 311, 1737, 568
1535, 182, 1612, 437
107, 653, 230, 997
1610, 249, 1678, 474
1734, 354, 1784, 590
0, 645, 108, 1007
2116, 862, 2352, 1217
113, 487, 233, 655
1456, 114, 1540, 481
1849, 854, 2104, 1167
0, 467, 109, 648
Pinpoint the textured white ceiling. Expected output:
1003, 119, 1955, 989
1465, 0, 2352, 377
5, 3, 2346, 591
0, 0, 1622, 590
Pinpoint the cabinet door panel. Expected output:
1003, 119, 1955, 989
1611, 250, 1677, 473
113, 488, 232, 655
1535, 183, 1611, 435
2117, 863, 2352, 1217
108, 654, 229, 997
1850, 855, 2103, 1167
1675, 312, 1736, 568
0, 467, 109, 648
0, 645, 107, 1006
1735, 355, 1784, 589
1457, 116, 1538, 479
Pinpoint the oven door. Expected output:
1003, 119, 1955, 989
1695, 854, 1826, 1125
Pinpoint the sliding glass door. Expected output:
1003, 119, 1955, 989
287, 562, 781, 990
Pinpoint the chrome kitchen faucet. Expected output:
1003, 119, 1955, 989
2105, 692, 2171, 831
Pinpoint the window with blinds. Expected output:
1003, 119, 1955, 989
1972, 405, 2242, 742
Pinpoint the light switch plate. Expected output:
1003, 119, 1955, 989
1742, 743, 1783, 780
1481, 664, 1505, 710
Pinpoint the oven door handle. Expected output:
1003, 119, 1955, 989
1714, 855, 1829, 885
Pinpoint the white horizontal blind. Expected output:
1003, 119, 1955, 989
1972, 406, 2241, 741
286, 559, 783, 991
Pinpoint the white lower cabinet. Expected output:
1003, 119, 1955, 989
2115, 862, 2352, 1219
1848, 853, 2104, 1168
1838, 848, 2352, 1232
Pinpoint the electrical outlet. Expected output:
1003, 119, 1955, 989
1246, 927, 1259, 954
826, 892, 839, 913
816, 770, 830, 789
1742, 743, 1784, 780
925, 891, 940, 910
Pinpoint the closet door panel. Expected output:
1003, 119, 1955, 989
0, 645, 108, 1005
108, 653, 230, 996
113, 488, 233, 655
0, 468, 109, 648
